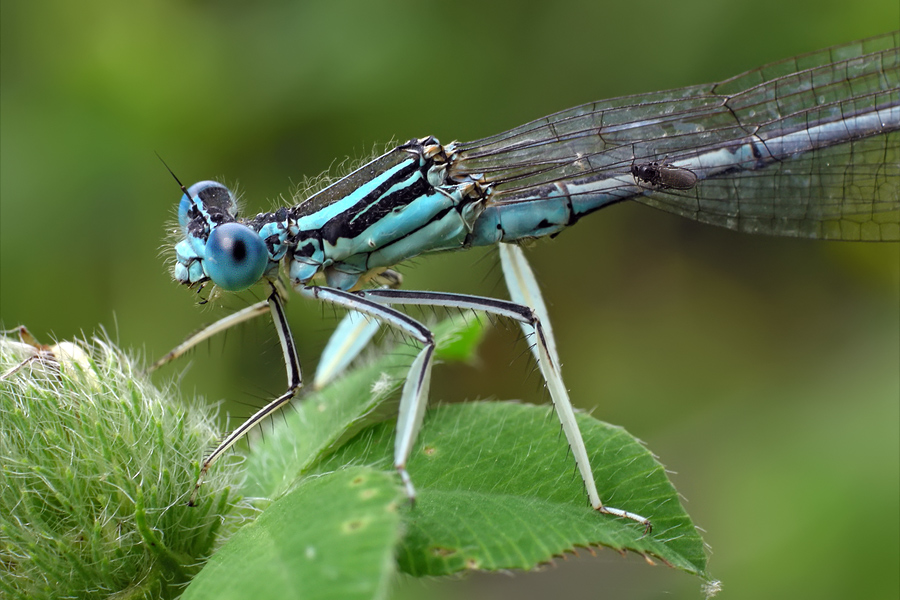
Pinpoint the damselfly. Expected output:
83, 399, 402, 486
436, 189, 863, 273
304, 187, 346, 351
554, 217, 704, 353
156, 32, 899, 530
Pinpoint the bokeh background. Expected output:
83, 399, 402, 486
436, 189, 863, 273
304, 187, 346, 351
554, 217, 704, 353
2, 1, 897, 598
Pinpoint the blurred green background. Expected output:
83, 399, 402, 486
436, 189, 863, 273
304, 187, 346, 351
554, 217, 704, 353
2, 1, 897, 598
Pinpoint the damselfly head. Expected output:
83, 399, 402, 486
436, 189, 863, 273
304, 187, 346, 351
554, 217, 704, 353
158, 156, 269, 293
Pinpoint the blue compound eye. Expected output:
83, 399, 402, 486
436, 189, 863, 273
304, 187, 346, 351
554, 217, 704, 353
204, 222, 269, 291
178, 181, 236, 228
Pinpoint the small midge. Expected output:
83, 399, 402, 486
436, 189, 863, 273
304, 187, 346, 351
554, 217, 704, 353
631, 161, 698, 190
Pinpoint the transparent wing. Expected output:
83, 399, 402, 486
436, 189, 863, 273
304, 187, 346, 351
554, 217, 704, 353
454, 32, 899, 241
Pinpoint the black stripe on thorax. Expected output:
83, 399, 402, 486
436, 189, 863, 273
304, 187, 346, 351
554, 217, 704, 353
319, 160, 433, 245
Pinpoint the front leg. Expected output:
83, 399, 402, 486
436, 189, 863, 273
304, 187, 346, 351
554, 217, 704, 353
188, 285, 302, 505
147, 301, 270, 373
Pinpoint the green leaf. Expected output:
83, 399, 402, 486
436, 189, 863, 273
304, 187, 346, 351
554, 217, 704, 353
320, 402, 708, 578
233, 313, 709, 590
432, 312, 486, 362
182, 466, 403, 600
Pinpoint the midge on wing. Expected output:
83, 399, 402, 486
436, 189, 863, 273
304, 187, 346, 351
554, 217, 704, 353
631, 160, 699, 190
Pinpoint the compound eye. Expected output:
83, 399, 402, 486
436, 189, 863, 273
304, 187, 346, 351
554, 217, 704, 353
178, 181, 235, 228
203, 222, 269, 291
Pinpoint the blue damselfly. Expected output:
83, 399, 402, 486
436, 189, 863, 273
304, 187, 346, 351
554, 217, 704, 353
156, 32, 899, 530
